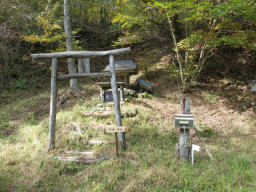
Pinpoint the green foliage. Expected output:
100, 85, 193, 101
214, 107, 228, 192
22, 2, 67, 52
157, 0, 256, 90
113, 0, 256, 91
13, 77, 27, 89
113, 34, 144, 46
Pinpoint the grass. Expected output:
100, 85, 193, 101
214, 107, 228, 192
0, 81, 256, 192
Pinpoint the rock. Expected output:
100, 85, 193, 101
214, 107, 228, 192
249, 80, 256, 93
124, 88, 136, 96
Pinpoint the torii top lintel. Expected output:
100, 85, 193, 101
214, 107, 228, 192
31, 47, 131, 59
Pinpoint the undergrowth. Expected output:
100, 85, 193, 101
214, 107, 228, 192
0, 81, 256, 192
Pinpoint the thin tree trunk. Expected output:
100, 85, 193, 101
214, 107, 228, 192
166, 14, 188, 92
64, 0, 78, 92
195, 19, 217, 79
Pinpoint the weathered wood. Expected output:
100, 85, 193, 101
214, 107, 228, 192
100, 87, 104, 102
64, 0, 78, 92
180, 128, 190, 161
78, 58, 84, 73
68, 58, 78, 92
88, 140, 106, 145
102, 59, 137, 76
57, 155, 111, 164
96, 81, 126, 86
120, 85, 124, 103
64, 0, 72, 52
88, 122, 127, 132
31, 47, 131, 59
124, 75, 130, 84
105, 126, 126, 133
115, 133, 119, 157
66, 151, 94, 155
83, 58, 90, 73
48, 57, 58, 151
181, 98, 191, 114
97, 82, 126, 103
81, 111, 112, 118
57, 72, 112, 80
179, 98, 191, 161
109, 55, 127, 150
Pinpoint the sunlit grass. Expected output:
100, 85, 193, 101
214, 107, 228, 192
1, 82, 256, 191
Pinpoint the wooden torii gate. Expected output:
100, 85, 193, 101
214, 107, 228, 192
31, 47, 130, 151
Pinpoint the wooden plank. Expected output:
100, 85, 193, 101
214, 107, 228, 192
109, 55, 127, 150
115, 133, 119, 157
48, 57, 58, 151
57, 72, 112, 80
66, 151, 94, 155
105, 126, 127, 133
102, 60, 138, 76
81, 111, 112, 118
88, 122, 127, 132
103, 60, 137, 72
31, 47, 131, 59
57, 155, 112, 164
83, 58, 90, 73
88, 140, 106, 145
96, 82, 126, 85
78, 58, 84, 73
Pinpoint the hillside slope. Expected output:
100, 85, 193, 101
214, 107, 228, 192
0, 41, 256, 192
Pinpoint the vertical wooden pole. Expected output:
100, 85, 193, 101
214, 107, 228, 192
100, 87, 104, 102
64, 0, 78, 92
78, 58, 84, 73
124, 75, 130, 85
115, 133, 119, 157
109, 55, 127, 150
83, 58, 90, 73
120, 85, 123, 103
179, 98, 191, 161
48, 57, 58, 151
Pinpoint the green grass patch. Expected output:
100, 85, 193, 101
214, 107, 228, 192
0, 83, 256, 192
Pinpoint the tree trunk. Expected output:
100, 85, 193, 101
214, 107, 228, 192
64, 0, 78, 92
166, 14, 188, 92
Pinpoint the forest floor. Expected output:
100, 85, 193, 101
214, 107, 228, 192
0, 42, 256, 192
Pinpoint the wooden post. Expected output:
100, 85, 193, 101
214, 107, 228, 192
179, 98, 191, 161
115, 133, 119, 157
124, 75, 129, 85
100, 87, 104, 102
83, 58, 90, 73
64, 0, 78, 92
78, 58, 84, 73
120, 85, 124, 103
48, 57, 58, 151
109, 55, 127, 150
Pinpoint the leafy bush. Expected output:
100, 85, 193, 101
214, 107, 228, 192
13, 77, 27, 89
113, 0, 256, 92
